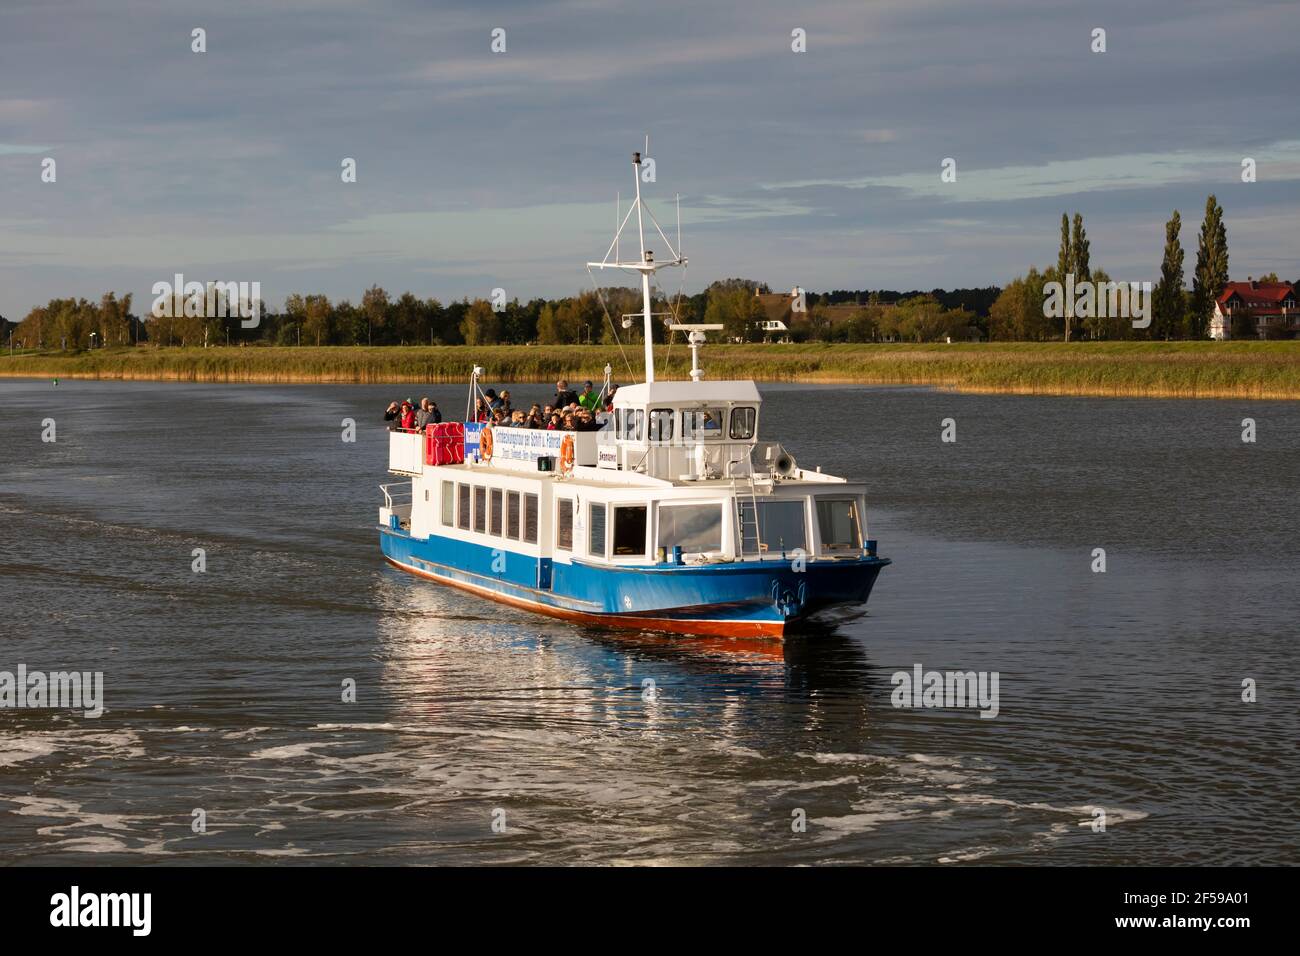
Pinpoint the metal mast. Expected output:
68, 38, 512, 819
587, 148, 687, 385
632, 153, 654, 382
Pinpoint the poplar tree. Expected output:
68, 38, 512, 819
1056, 214, 1073, 340
1056, 213, 1072, 282
1152, 211, 1185, 340
1066, 213, 1090, 341
1190, 194, 1228, 339
1070, 214, 1091, 282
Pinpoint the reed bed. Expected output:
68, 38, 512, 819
3, 342, 1298, 399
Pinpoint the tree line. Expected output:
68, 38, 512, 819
988, 196, 1263, 341
3, 282, 1000, 349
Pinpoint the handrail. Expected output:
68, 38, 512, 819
380, 481, 413, 510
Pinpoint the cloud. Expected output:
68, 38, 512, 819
761, 141, 1300, 202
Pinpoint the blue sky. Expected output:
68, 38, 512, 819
1, 0, 1297, 318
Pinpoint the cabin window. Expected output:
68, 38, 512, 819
473, 487, 486, 534
506, 491, 521, 539
524, 494, 539, 544
739, 499, 807, 553
682, 407, 724, 441
457, 484, 471, 531
649, 408, 674, 442
490, 488, 503, 536
658, 503, 723, 553
556, 498, 573, 551
613, 505, 647, 556
816, 498, 861, 550
589, 502, 607, 557
620, 408, 644, 442
441, 481, 454, 526
730, 406, 757, 440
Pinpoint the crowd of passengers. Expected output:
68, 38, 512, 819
385, 379, 617, 433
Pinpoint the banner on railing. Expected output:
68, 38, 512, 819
487, 426, 566, 462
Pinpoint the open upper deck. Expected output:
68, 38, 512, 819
388, 377, 835, 488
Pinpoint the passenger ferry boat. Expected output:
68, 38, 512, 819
378, 151, 889, 639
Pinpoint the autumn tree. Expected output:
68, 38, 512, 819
459, 298, 501, 345
360, 285, 390, 346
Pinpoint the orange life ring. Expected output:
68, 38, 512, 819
480, 426, 494, 462
559, 434, 575, 474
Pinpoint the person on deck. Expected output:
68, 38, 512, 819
578, 381, 601, 412
399, 401, 416, 431
384, 401, 401, 430
553, 379, 578, 410
413, 397, 433, 430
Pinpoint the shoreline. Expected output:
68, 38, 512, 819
2, 369, 1295, 401
3, 342, 1298, 400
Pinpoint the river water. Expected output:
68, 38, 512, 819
1, 379, 1296, 865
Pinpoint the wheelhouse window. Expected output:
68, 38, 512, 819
556, 498, 573, 551
682, 407, 724, 441
506, 491, 521, 539
729, 406, 757, 440
489, 488, 503, 536
648, 408, 674, 442
524, 494, 539, 544
473, 487, 486, 534
816, 498, 861, 550
441, 480, 454, 526
739, 499, 807, 553
589, 503, 607, 557
457, 484, 471, 531
657, 503, 723, 553
613, 505, 647, 556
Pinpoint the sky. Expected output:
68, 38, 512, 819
1, 0, 1298, 319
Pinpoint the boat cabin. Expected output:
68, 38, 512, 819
383, 378, 872, 574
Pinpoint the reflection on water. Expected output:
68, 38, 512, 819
0, 380, 1296, 864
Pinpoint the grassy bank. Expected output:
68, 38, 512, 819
3, 342, 1298, 399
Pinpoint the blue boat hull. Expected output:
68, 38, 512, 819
379, 526, 888, 639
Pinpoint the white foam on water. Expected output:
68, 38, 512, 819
0, 735, 62, 767
938, 844, 1001, 863
249, 741, 348, 760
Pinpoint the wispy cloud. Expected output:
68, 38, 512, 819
762, 141, 1300, 202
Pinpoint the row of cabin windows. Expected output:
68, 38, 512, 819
554, 497, 860, 559
617, 406, 757, 443
440, 483, 860, 558
442, 481, 539, 543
